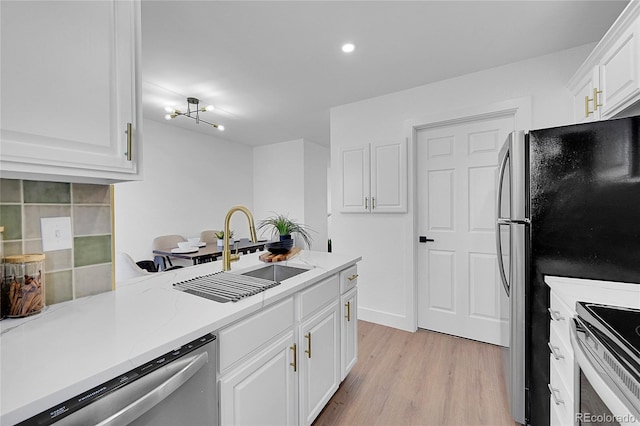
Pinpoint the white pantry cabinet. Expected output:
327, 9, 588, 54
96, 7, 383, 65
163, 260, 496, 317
339, 140, 407, 213
568, 2, 640, 123
0, 0, 142, 183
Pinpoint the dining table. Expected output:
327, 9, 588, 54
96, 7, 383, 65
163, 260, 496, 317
152, 238, 268, 266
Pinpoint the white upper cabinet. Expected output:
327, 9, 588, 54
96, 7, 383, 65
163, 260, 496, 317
340, 145, 370, 212
339, 140, 407, 213
0, 0, 142, 183
568, 2, 640, 123
570, 68, 600, 124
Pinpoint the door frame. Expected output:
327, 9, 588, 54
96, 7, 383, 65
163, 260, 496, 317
405, 97, 532, 331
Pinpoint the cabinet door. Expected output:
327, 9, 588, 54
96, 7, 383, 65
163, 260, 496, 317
220, 331, 298, 426
570, 68, 600, 123
299, 301, 340, 425
0, 0, 141, 182
340, 287, 358, 381
340, 145, 370, 213
370, 140, 407, 213
599, 22, 640, 118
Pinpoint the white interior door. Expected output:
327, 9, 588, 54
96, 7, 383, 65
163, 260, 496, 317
417, 114, 512, 346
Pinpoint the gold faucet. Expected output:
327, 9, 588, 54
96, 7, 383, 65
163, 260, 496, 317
222, 205, 258, 271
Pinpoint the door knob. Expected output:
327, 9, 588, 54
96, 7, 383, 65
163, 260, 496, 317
419, 236, 435, 243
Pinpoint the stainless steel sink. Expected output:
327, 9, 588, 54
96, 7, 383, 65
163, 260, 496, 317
240, 264, 309, 282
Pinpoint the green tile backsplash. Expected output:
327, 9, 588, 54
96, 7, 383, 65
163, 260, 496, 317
74, 235, 112, 267
0, 179, 22, 203
1, 179, 113, 308
45, 270, 73, 305
73, 183, 111, 205
73, 206, 111, 236
0, 205, 22, 240
23, 181, 71, 204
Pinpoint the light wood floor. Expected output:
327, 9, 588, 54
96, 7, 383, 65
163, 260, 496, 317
313, 321, 517, 426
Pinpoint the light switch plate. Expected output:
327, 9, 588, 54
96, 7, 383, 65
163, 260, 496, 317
41, 217, 72, 252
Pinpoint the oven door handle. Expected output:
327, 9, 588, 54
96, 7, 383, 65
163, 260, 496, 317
569, 318, 640, 423
95, 351, 209, 426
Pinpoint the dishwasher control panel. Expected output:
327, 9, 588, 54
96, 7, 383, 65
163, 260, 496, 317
18, 333, 216, 426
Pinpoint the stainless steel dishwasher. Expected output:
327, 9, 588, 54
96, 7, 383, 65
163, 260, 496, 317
19, 334, 218, 426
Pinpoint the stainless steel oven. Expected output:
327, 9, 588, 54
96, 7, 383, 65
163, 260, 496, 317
570, 302, 639, 426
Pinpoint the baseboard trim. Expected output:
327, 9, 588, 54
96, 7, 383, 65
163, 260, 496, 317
358, 307, 416, 332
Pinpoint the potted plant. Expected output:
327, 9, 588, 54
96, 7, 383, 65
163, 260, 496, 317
214, 230, 234, 246
257, 213, 314, 248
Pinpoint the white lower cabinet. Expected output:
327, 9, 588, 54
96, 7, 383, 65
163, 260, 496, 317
340, 287, 358, 381
548, 288, 576, 426
218, 266, 359, 426
299, 301, 340, 425
219, 331, 298, 425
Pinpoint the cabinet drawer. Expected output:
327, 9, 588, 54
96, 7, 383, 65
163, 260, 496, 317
549, 323, 575, 392
549, 359, 575, 426
219, 297, 294, 372
550, 290, 574, 346
299, 275, 339, 319
339, 265, 358, 294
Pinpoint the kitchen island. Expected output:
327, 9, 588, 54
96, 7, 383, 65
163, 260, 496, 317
0, 250, 360, 425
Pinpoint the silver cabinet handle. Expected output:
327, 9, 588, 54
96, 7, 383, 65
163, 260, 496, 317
548, 308, 565, 322
364, 197, 368, 210
548, 384, 564, 406
96, 351, 209, 425
548, 342, 564, 360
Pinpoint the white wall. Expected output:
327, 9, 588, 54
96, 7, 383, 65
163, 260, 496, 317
114, 119, 253, 261
253, 139, 329, 250
253, 139, 305, 236
304, 140, 329, 251
330, 44, 594, 331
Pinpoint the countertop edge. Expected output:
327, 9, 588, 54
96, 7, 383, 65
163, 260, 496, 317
1, 250, 361, 425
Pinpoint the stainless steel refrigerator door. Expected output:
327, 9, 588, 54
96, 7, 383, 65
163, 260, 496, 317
496, 131, 527, 425
507, 222, 527, 425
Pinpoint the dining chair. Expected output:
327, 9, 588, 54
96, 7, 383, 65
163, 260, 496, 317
115, 252, 151, 283
152, 234, 186, 271
200, 230, 220, 244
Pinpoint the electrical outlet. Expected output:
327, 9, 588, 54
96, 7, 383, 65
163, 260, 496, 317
41, 217, 72, 252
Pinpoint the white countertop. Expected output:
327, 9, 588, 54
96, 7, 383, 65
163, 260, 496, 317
0, 250, 360, 425
545, 275, 640, 312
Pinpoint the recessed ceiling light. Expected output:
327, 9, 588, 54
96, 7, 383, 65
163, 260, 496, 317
342, 43, 355, 53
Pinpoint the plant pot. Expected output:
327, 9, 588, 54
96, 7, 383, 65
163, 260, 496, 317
217, 238, 233, 247
279, 234, 292, 241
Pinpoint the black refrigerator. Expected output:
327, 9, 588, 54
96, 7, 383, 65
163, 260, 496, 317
496, 115, 640, 425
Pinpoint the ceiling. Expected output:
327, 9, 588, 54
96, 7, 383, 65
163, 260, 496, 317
142, 1, 629, 147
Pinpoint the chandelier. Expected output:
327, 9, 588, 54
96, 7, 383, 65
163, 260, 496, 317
164, 97, 224, 131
